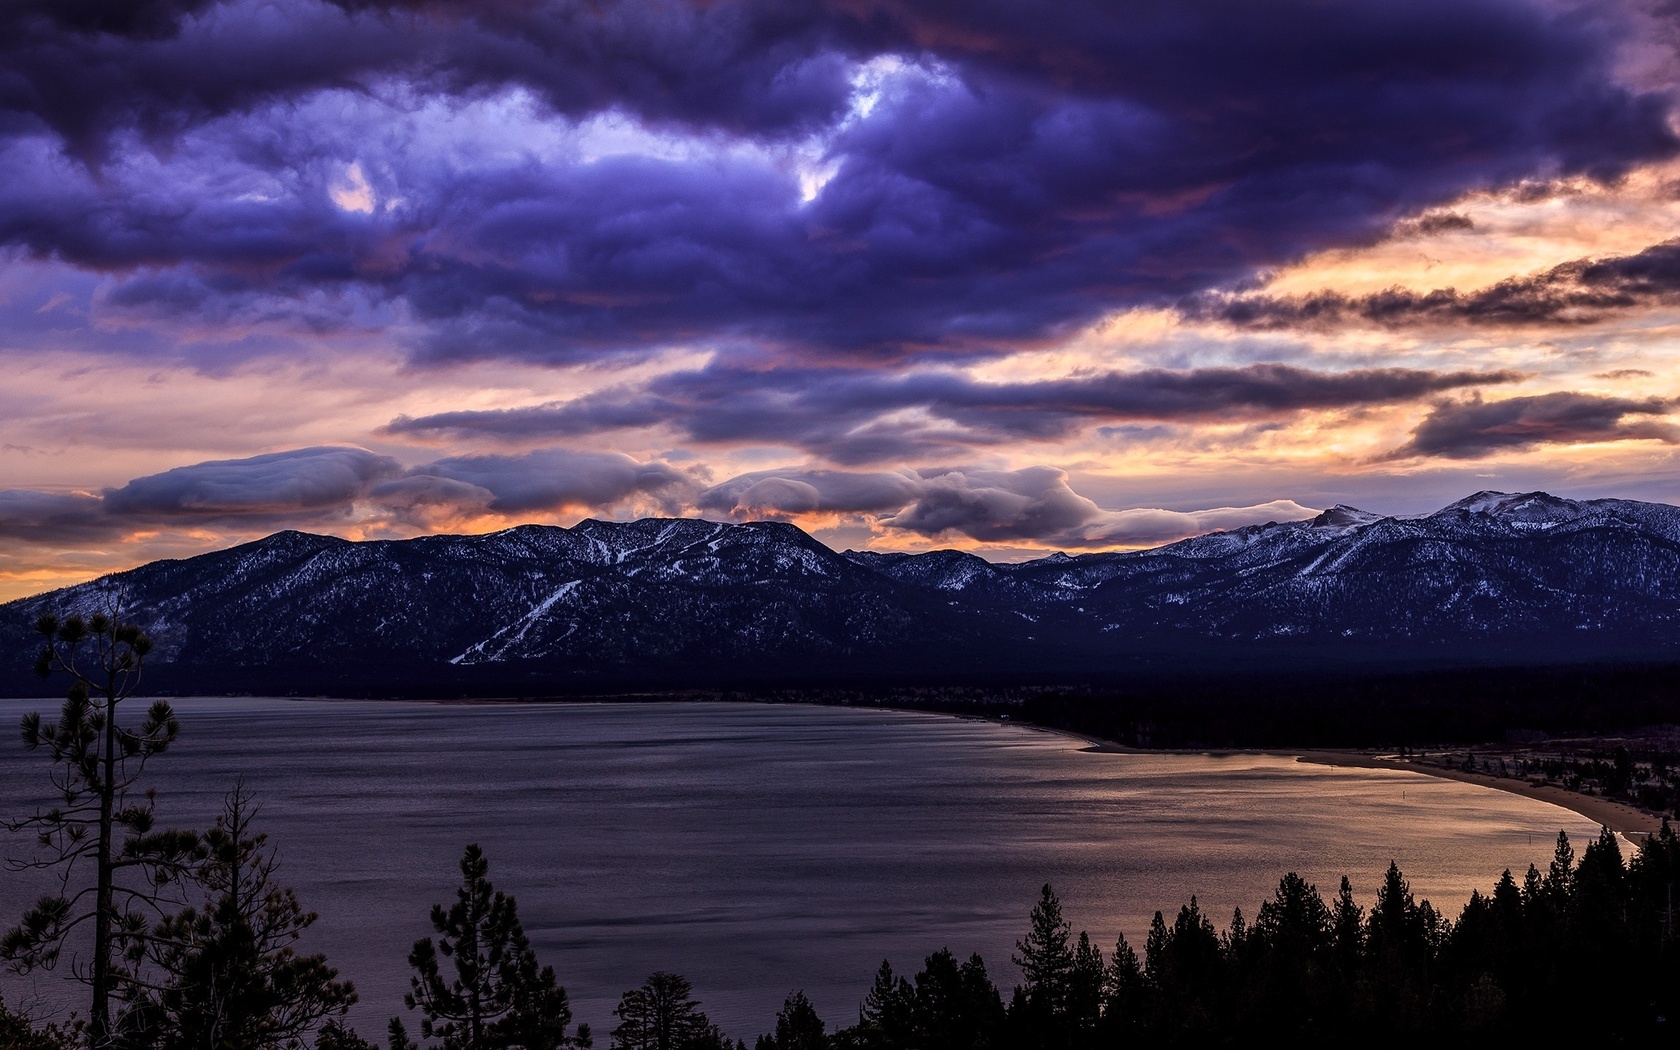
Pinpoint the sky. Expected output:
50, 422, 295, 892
6, 0, 1680, 599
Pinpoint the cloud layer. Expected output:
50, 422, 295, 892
1, 0, 1670, 363
0, 446, 1317, 552
390, 361, 1521, 463
1185, 238, 1680, 331
1385, 393, 1680, 460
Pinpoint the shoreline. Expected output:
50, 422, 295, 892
998, 719, 1668, 840
1294, 750, 1666, 840
20, 697, 1668, 841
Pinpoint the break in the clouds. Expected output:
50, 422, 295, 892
1185, 237, 1680, 331
1384, 393, 1680, 460
0, 0, 1672, 361
390, 362, 1521, 464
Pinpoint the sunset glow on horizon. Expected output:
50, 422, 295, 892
8, 0, 1680, 600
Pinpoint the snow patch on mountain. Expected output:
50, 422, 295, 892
451, 580, 581, 664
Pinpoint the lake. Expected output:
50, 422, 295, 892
0, 698, 1600, 1038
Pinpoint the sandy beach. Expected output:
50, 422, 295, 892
976, 718, 1670, 841
1294, 750, 1666, 840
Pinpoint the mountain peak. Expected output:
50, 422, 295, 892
1309, 505, 1381, 530
248, 529, 345, 553
1434, 490, 1584, 522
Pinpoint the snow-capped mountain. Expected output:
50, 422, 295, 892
859, 490, 1680, 644
3, 491, 1678, 692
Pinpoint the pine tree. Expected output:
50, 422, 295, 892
1066, 933, 1104, 1036
1142, 912, 1170, 987
1544, 832, 1575, 902
1365, 862, 1432, 1031
1367, 863, 1420, 957
904, 949, 1003, 1050
1221, 908, 1247, 957
1253, 873, 1331, 960
1099, 934, 1143, 1037
754, 993, 824, 1050
1139, 899, 1221, 1035
855, 961, 913, 1050
2, 608, 198, 1048
611, 972, 716, 1050
1012, 885, 1075, 1019
392, 845, 588, 1050
120, 783, 356, 1049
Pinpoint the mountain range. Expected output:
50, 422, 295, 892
3, 490, 1678, 694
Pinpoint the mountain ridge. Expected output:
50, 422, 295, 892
4, 490, 1679, 693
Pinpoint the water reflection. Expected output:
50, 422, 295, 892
0, 699, 1598, 1037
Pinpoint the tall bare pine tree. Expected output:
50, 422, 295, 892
2, 609, 196, 1047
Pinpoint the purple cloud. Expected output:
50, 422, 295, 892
0, 445, 698, 542
697, 470, 923, 517
1384, 392, 1680, 460
0, 446, 407, 543
0, 445, 1320, 553
0, 489, 113, 543
0, 0, 1669, 364
102, 446, 402, 514
881, 467, 1100, 543
404, 449, 694, 513
390, 361, 1521, 464
696, 464, 1318, 547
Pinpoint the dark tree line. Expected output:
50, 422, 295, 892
305, 825, 1680, 1048
1009, 664, 1680, 754
748, 663, 1680, 756
816, 825, 1680, 1046
11, 822, 1680, 1048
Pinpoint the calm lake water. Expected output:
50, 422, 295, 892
0, 699, 1599, 1038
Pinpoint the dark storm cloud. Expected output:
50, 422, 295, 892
0, 0, 1672, 361
0, 446, 697, 540
0, 1, 861, 161
11, 1, 222, 39
102, 446, 402, 514
0, 446, 405, 542
405, 449, 693, 513
1186, 239, 1680, 331
390, 362, 1520, 464
0, 489, 116, 543
1384, 392, 1680, 460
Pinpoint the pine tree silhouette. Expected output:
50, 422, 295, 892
391, 845, 588, 1050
